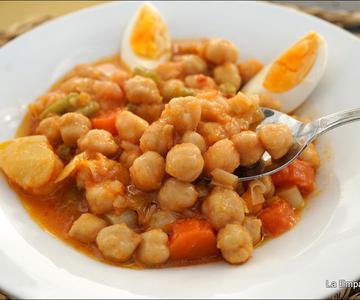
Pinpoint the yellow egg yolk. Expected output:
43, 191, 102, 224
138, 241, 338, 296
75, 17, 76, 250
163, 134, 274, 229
263, 32, 319, 93
130, 5, 169, 59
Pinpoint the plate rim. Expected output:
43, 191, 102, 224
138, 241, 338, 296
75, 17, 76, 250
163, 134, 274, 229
0, 1, 360, 299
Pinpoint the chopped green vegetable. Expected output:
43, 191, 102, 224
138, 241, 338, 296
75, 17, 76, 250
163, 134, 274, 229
39, 93, 79, 120
57, 144, 72, 161
75, 101, 100, 117
133, 67, 161, 84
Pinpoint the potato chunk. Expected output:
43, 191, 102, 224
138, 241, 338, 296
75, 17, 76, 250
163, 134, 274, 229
0, 135, 63, 193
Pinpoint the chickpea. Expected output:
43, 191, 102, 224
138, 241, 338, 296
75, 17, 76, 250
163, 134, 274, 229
78, 129, 119, 157
243, 216, 262, 245
137, 229, 170, 266
127, 103, 165, 124
299, 143, 320, 168
217, 224, 253, 264
158, 178, 198, 212
155, 62, 184, 80
95, 63, 130, 86
173, 54, 207, 75
205, 38, 238, 64
202, 187, 245, 229
63, 64, 103, 80
85, 180, 125, 215
63, 77, 122, 109
172, 38, 208, 57
119, 143, 142, 169
93, 80, 124, 109
184, 74, 216, 90
140, 121, 175, 156
197, 122, 227, 146
181, 131, 207, 154
130, 151, 165, 191
161, 79, 184, 101
36, 116, 61, 144
258, 123, 293, 159
116, 111, 149, 144
59, 112, 91, 146
148, 210, 177, 232
161, 96, 201, 134
165, 143, 204, 182
59, 77, 94, 94
237, 59, 263, 84
204, 139, 240, 175
231, 131, 264, 166
160, 79, 194, 102
105, 209, 138, 229
213, 62, 241, 90
96, 224, 142, 263
69, 213, 107, 243
124, 75, 162, 104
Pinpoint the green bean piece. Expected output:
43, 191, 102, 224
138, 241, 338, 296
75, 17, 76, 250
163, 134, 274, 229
133, 67, 161, 84
57, 144, 72, 161
75, 101, 100, 117
39, 93, 79, 120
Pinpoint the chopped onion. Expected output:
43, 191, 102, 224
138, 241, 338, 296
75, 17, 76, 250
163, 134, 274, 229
210, 168, 239, 189
248, 180, 266, 205
277, 185, 304, 209
55, 152, 88, 183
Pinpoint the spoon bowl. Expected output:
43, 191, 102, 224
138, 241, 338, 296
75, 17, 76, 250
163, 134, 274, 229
235, 107, 360, 180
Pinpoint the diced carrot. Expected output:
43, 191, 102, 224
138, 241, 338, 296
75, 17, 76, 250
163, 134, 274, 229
169, 219, 218, 261
91, 109, 119, 135
258, 199, 296, 237
271, 159, 315, 195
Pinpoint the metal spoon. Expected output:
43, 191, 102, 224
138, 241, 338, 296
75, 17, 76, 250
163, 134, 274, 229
235, 107, 360, 181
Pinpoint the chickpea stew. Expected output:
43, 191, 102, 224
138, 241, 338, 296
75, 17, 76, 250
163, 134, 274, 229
0, 37, 320, 269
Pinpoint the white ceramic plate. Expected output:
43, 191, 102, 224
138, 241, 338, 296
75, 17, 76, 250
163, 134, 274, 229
0, 1, 360, 298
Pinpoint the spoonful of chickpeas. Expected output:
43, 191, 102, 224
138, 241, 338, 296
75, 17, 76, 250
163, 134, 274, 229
235, 107, 360, 180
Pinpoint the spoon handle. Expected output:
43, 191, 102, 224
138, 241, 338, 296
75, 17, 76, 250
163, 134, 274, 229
314, 108, 360, 137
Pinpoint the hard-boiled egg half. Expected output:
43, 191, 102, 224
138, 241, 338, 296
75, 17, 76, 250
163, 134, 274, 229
242, 32, 328, 113
121, 2, 171, 69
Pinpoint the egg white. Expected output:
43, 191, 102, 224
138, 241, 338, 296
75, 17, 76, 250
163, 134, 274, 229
242, 33, 328, 113
121, 2, 171, 70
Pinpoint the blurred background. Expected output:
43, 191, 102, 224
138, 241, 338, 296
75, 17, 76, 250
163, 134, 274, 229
1, 1, 360, 31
